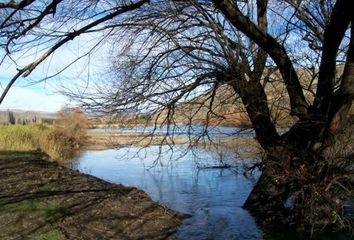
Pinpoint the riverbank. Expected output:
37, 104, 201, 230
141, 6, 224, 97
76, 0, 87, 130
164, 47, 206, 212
84, 131, 190, 150
0, 123, 85, 161
0, 151, 184, 239
84, 131, 261, 160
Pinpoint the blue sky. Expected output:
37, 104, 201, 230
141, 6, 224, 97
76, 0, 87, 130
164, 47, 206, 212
0, 33, 108, 113
0, 69, 70, 112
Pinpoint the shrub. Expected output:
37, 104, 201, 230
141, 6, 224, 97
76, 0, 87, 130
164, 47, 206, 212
0, 108, 89, 161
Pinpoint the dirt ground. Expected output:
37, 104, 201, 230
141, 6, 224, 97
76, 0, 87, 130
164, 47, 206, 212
0, 151, 184, 240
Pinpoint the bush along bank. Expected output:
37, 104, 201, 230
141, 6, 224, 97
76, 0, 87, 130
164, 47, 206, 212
0, 123, 85, 161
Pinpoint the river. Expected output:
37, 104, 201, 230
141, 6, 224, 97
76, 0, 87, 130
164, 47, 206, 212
71, 145, 264, 239
72, 127, 349, 240
89, 124, 255, 137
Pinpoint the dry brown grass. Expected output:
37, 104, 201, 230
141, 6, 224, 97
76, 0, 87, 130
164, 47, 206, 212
0, 124, 82, 161
84, 132, 193, 150
84, 131, 261, 160
0, 108, 90, 161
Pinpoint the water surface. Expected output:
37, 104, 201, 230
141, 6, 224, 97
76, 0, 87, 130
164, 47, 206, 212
89, 124, 255, 138
72, 145, 263, 239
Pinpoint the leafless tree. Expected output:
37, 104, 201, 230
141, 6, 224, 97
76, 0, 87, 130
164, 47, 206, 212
69, 0, 354, 231
1, 0, 353, 232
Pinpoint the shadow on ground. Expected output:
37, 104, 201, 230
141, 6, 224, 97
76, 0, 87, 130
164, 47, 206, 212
0, 151, 184, 240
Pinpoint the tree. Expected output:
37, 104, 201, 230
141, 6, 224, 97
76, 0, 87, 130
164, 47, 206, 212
70, 0, 354, 231
212, 0, 354, 229
1, 0, 353, 233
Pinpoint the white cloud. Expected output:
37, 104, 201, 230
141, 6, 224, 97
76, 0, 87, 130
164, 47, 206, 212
1, 32, 109, 82
0, 32, 111, 112
0, 87, 68, 112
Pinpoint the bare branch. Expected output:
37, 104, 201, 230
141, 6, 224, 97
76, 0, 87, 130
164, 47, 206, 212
0, 0, 149, 104
212, 0, 309, 118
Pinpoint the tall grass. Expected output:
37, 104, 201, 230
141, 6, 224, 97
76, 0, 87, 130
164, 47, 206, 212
0, 124, 50, 151
0, 124, 85, 161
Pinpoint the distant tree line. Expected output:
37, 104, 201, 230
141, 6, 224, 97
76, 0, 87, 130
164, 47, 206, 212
0, 110, 54, 125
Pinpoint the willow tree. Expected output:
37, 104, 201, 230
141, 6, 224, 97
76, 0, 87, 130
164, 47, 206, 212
71, 0, 354, 230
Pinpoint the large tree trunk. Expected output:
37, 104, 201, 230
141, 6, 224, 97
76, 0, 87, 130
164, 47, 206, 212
243, 120, 353, 230
211, 0, 354, 232
243, 143, 300, 224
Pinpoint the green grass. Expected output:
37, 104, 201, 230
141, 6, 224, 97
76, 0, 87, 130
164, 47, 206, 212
2, 199, 64, 220
18, 199, 66, 221
0, 124, 50, 151
0, 199, 66, 240
42, 202, 68, 221
31, 230, 65, 240
0, 124, 85, 161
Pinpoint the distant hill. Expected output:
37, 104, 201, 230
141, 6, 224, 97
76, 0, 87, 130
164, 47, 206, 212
154, 84, 297, 128
0, 110, 57, 124
154, 66, 354, 128
87, 65, 354, 128
153, 84, 250, 127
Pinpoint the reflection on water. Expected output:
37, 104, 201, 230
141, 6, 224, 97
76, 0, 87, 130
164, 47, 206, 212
72, 146, 262, 239
71, 145, 353, 240
72, 145, 263, 239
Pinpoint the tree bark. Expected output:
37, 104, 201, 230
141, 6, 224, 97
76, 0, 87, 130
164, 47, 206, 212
243, 145, 290, 213
212, 0, 309, 118
328, 23, 354, 134
314, 0, 352, 117
211, 0, 354, 230
243, 142, 296, 219
242, 137, 321, 226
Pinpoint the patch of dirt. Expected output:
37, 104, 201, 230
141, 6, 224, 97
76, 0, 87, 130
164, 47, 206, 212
0, 151, 185, 240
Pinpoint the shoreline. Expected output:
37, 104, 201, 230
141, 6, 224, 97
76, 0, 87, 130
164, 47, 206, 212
84, 131, 258, 149
83, 131, 260, 160
0, 151, 185, 239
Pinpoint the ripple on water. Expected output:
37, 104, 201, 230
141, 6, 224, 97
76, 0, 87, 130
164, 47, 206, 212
71, 145, 263, 240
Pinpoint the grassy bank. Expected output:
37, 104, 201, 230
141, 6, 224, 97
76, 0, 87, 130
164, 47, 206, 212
0, 124, 85, 161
